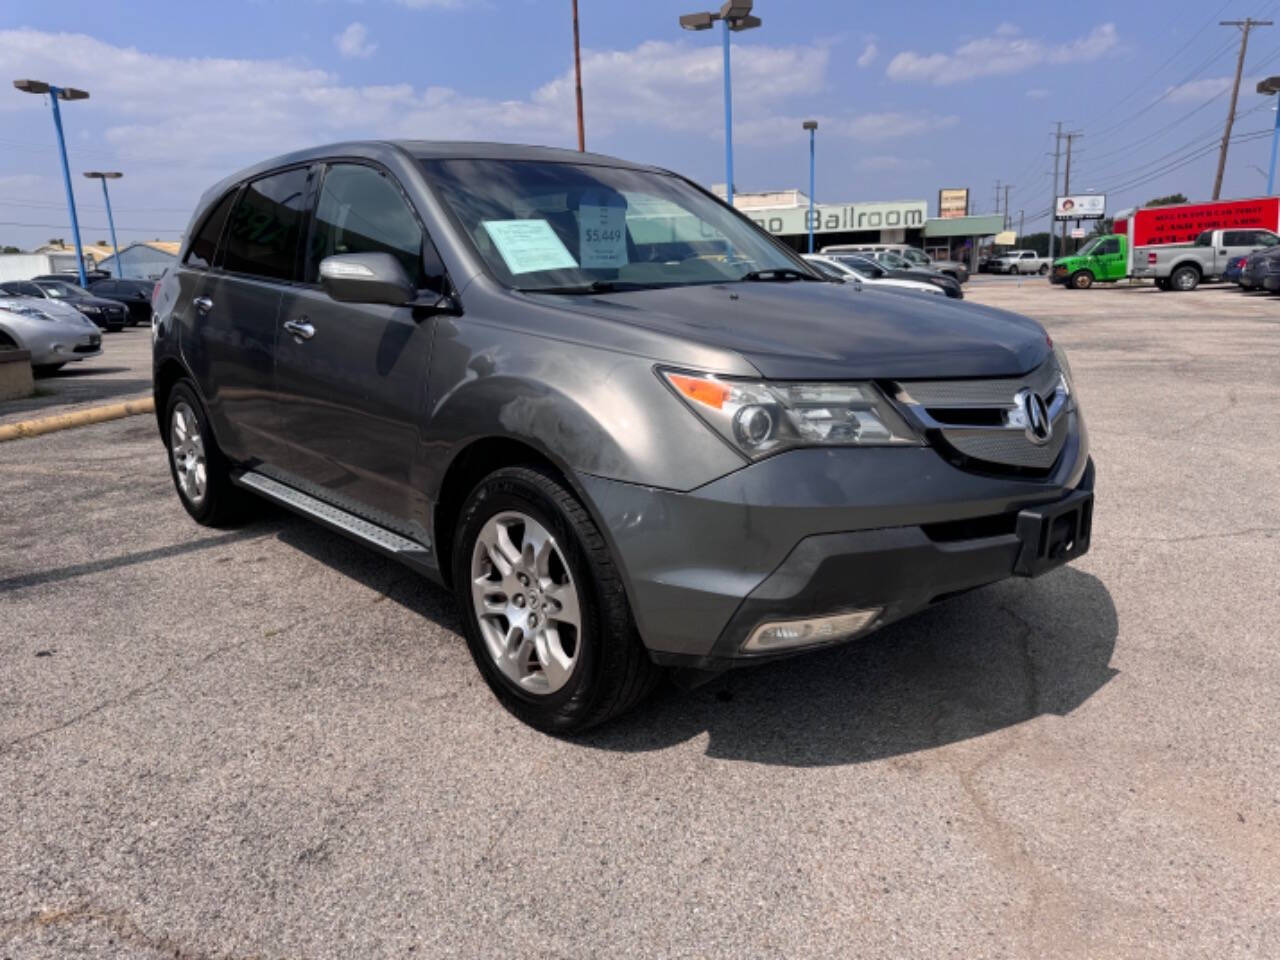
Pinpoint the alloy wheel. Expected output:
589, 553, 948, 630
170, 400, 207, 506
470, 511, 582, 695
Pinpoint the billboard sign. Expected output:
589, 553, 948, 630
745, 200, 927, 237
1055, 194, 1106, 221
938, 188, 969, 219
1130, 197, 1280, 246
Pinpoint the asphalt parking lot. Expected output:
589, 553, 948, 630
2, 282, 1278, 958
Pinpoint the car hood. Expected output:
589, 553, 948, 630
551, 281, 1050, 380
2, 296, 93, 326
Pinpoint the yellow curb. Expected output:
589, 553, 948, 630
0, 396, 155, 442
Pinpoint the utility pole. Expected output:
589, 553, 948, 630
994, 179, 1002, 217
1003, 184, 1013, 229
1061, 131, 1082, 253
1048, 122, 1062, 265
1018, 209, 1025, 241
572, 0, 586, 151
1214, 19, 1271, 199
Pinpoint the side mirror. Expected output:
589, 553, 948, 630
318, 253, 416, 306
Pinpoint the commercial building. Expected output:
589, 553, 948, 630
716, 187, 1004, 268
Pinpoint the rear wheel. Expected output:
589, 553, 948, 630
1039, 263, 1049, 275
1071, 270, 1095, 290
453, 465, 660, 733
1170, 265, 1200, 291
164, 380, 246, 526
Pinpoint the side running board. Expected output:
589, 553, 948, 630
236, 471, 434, 569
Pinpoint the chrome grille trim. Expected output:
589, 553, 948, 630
895, 358, 1071, 471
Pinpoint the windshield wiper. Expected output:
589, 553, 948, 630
737, 268, 823, 283
517, 280, 676, 295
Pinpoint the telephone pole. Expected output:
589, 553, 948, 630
1048, 122, 1063, 264
1018, 209, 1025, 241
994, 179, 1002, 217
1214, 18, 1272, 199
1003, 184, 1013, 229
1061, 131, 1082, 253
572, 0, 586, 151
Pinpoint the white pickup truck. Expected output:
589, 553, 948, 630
1132, 228, 1279, 291
991, 249, 1049, 274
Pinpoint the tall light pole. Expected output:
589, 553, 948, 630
1257, 76, 1280, 194
84, 172, 124, 278
803, 120, 818, 253
679, 2, 762, 206
13, 79, 91, 287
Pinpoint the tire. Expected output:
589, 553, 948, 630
1170, 265, 1200, 291
452, 465, 660, 733
1039, 263, 1049, 275
1071, 270, 1094, 290
1155, 278, 1170, 291
164, 380, 246, 526
32, 363, 65, 375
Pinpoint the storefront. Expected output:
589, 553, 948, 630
921, 214, 1006, 270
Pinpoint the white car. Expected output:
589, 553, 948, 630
803, 254, 944, 295
993, 250, 1049, 275
0, 293, 103, 373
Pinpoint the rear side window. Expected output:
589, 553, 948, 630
1099, 238, 1120, 255
1222, 231, 1249, 246
185, 190, 237, 270
222, 168, 310, 281
307, 163, 424, 285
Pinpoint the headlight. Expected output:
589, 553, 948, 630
661, 369, 921, 459
1053, 344, 1076, 399
78, 304, 102, 314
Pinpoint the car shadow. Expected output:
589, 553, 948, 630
270, 512, 1116, 768
35, 365, 134, 379
582, 567, 1117, 767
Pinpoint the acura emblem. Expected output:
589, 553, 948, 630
1014, 388, 1052, 445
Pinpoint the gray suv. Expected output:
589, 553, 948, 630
153, 141, 1094, 732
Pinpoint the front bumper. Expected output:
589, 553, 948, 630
21, 327, 102, 365
581, 415, 1092, 667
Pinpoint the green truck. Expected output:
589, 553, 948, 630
1050, 234, 1128, 289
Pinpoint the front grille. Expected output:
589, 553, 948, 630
73, 342, 99, 353
895, 357, 1070, 475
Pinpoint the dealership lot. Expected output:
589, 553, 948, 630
2, 283, 1278, 957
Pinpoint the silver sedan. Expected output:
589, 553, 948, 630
0, 294, 103, 372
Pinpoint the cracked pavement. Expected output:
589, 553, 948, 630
1, 282, 1278, 958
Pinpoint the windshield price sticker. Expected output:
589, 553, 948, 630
482, 219, 579, 275
579, 203, 629, 269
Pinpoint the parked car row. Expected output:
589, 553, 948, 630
0, 275, 153, 331
0, 289, 104, 373
818, 246, 965, 298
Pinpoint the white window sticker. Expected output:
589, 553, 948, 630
482, 219, 578, 275
579, 201, 628, 269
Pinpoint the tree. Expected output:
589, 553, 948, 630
1, 245, 21, 254
1145, 193, 1188, 207
1089, 218, 1115, 237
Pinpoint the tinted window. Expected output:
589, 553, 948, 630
1099, 238, 1120, 255
222, 168, 310, 281
1193, 232, 1212, 247
1222, 231, 1249, 246
1257, 231, 1279, 246
185, 189, 237, 270
308, 163, 424, 284
92, 281, 117, 294
7, 282, 43, 297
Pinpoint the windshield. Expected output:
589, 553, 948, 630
37, 281, 83, 299
420, 158, 813, 291
900, 249, 928, 263
1074, 238, 1101, 257
877, 251, 912, 269
832, 255, 884, 279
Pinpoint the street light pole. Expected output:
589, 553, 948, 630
571, 0, 585, 152
1257, 77, 1280, 194
803, 121, 818, 253
679, 2, 761, 207
85, 172, 124, 278
13, 79, 91, 287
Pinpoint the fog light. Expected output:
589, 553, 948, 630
743, 608, 882, 653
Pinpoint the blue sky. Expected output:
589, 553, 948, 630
3, 0, 1280, 250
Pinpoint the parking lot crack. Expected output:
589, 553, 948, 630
0, 902, 241, 959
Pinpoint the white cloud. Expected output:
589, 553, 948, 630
335, 22, 377, 59
886, 22, 1118, 86
1162, 75, 1239, 104
856, 42, 878, 69
1026, 88, 1050, 99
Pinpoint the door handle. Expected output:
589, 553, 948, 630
192, 296, 213, 313
283, 318, 315, 341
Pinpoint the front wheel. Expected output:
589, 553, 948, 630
1039, 263, 1049, 275
1071, 270, 1095, 290
453, 466, 660, 733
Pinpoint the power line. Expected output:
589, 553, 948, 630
0, 219, 182, 234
